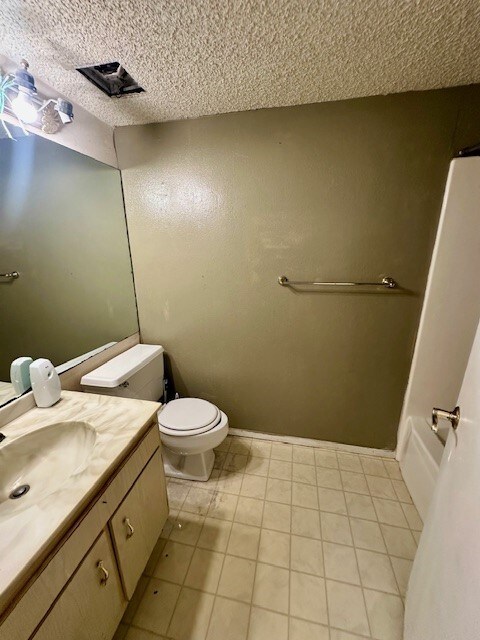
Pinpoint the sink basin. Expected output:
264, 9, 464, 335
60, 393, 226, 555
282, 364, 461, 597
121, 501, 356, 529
0, 421, 96, 515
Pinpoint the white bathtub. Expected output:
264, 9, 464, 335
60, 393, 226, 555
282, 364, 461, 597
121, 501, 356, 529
400, 416, 446, 521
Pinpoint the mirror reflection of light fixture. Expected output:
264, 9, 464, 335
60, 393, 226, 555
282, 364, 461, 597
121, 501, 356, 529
10, 59, 38, 124
0, 58, 74, 135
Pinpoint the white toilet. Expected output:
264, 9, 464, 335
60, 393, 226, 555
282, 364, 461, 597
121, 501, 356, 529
81, 344, 228, 481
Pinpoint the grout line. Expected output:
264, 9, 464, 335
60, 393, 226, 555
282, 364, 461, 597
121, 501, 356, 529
345, 504, 372, 638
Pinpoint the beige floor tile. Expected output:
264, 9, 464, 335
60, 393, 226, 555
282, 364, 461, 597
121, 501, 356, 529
244, 456, 270, 477
390, 557, 413, 596
291, 535, 324, 576
412, 530, 421, 545
360, 456, 388, 477
262, 501, 292, 533
341, 471, 369, 495
366, 476, 397, 500
329, 630, 368, 639
184, 548, 224, 593
265, 478, 292, 504
215, 470, 243, 494
291, 505, 321, 538
167, 587, 214, 640
401, 503, 423, 531
248, 607, 288, 640
234, 496, 264, 527
197, 517, 232, 552
323, 542, 360, 584
292, 482, 319, 509
125, 628, 163, 640
167, 482, 190, 510
290, 571, 328, 624
122, 576, 149, 624
161, 512, 179, 539
316, 467, 343, 490
227, 522, 261, 559
383, 460, 402, 480
289, 617, 330, 640
206, 597, 250, 640
217, 555, 256, 602
357, 549, 398, 593
182, 488, 215, 516
240, 474, 267, 499
364, 589, 404, 640
381, 524, 417, 559
271, 442, 293, 461
350, 518, 387, 553
144, 537, 167, 577
315, 449, 339, 469
373, 498, 409, 527
321, 512, 353, 545
204, 469, 221, 491
318, 487, 347, 514
292, 445, 315, 465
258, 529, 290, 568
249, 439, 272, 458
268, 459, 293, 480
337, 453, 362, 473
292, 462, 317, 485
253, 563, 289, 613
229, 437, 252, 454
345, 492, 377, 521
391, 479, 413, 503
214, 450, 228, 470
133, 578, 180, 635
215, 437, 231, 452
170, 512, 205, 546
224, 453, 248, 472
326, 580, 370, 636
207, 492, 238, 521
151, 540, 195, 583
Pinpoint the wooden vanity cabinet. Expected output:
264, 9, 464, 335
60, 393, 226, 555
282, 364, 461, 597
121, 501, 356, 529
0, 421, 168, 640
32, 531, 124, 640
109, 448, 168, 598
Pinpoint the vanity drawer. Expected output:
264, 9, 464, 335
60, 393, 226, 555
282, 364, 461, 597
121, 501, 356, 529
32, 530, 125, 640
109, 448, 168, 598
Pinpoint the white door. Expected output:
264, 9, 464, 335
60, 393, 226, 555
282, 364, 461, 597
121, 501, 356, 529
404, 318, 480, 639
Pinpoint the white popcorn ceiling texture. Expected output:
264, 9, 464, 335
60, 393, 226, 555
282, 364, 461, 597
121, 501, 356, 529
1, 0, 480, 126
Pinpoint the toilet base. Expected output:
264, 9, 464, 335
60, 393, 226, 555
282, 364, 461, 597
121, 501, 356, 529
162, 447, 215, 482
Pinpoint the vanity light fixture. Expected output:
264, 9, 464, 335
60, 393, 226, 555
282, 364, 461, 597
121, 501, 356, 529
0, 59, 74, 136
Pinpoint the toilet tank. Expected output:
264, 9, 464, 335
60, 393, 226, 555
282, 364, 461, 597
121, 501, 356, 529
81, 344, 164, 401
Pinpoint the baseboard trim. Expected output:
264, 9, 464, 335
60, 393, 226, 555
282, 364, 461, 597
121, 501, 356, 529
228, 427, 396, 458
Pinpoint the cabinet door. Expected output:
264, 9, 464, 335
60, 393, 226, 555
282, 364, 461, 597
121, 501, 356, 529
109, 449, 168, 598
33, 530, 125, 640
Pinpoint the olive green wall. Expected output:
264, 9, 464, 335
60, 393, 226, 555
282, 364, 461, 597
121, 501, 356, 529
0, 134, 138, 381
115, 85, 480, 449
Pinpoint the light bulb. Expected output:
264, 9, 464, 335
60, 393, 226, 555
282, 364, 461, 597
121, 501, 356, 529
11, 92, 37, 124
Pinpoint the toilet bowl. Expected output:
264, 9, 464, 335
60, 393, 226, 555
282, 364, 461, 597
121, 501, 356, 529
158, 397, 229, 481
80, 344, 229, 481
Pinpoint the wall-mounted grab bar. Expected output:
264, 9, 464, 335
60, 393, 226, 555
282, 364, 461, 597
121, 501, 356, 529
278, 275, 397, 289
0, 271, 19, 280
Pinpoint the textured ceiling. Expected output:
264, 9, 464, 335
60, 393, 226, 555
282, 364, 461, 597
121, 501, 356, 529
1, 0, 480, 126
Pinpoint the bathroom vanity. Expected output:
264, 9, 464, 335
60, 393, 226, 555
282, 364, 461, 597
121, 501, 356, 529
0, 391, 168, 640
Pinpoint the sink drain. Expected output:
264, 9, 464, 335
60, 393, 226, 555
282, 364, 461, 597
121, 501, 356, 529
9, 484, 30, 499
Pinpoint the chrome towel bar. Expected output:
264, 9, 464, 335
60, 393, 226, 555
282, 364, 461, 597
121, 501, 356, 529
0, 271, 19, 280
278, 275, 397, 289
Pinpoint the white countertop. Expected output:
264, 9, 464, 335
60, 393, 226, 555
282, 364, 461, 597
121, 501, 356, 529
0, 390, 160, 612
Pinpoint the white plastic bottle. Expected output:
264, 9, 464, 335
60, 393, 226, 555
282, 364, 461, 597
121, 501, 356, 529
29, 359, 61, 408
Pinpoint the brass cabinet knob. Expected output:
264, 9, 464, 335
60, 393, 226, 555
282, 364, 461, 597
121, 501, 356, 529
124, 517, 135, 538
97, 560, 109, 585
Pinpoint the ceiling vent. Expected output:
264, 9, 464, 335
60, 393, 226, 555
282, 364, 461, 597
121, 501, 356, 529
76, 62, 144, 97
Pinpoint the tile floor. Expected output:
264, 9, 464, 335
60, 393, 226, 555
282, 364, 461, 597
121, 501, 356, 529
114, 436, 422, 640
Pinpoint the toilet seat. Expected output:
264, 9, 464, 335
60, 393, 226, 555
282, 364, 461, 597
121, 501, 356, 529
158, 398, 221, 437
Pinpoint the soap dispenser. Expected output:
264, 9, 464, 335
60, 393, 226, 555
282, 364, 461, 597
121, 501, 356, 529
30, 359, 61, 408
10, 356, 33, 395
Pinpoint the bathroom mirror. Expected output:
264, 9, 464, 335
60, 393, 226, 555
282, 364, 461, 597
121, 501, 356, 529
0, 127, 138, 406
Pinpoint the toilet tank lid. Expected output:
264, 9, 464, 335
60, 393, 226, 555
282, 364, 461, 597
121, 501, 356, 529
80, 344, 164, 388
